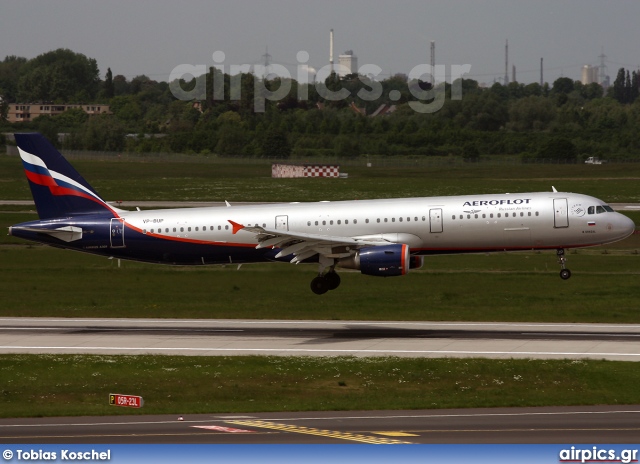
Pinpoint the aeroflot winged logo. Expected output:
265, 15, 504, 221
462, 199, 532, 207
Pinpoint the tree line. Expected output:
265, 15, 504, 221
1, 49, 640, 161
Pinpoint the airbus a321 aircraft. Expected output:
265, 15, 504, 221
9, 133, 636, 294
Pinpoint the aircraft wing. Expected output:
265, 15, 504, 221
228, 220, 386, 263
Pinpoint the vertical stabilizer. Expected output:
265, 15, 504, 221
15, 133, 118, 219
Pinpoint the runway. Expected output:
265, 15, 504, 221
1, 406, 640, 444
2, 319, 640, 444
1, 318, 640, 361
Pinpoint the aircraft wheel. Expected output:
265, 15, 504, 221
324, 271, 341, 290
310, 276, 329, 295
560, 269, 572, 280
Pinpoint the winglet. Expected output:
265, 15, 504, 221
228, 220, 245, 235
552, 186, 558, 193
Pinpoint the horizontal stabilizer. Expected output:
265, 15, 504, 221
11, 225, 83, 242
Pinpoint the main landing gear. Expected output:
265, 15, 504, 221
557, 248, 572, 280
310, 270, 341, 295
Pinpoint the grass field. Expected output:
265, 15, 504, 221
2, 355, 640, 418
2, 156, 640, 203
0, 242, 639, 322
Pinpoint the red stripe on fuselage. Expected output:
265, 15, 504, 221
125, 222, 256, 248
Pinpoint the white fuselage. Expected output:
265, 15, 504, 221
120, 191, 634, 254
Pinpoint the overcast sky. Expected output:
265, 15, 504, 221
2, 0, 639, 86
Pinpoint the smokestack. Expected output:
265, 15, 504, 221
504, 39, 509, 85
430, 40, 435, 86
330, 29, 334, 75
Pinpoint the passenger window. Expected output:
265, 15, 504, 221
497, 213, 501, 218
195, 227, 199, 231
365, 219, 369, 224
337, 220, 341, 225
392, 218, 395, 222
354, 219, 357, 224
225, 225, 229, 230
384, 218, 388, 222
452, 215, 456, 220
330, 220, 333, 225
180, 227, 184, 232
345, 220, 349, 224
188, 227, 191, 232
377, 218, 380, 223
490, 213, 494, 218
520, 212, 524, 217
315, 221, 318, 226
173, 228, 176, 232
307, 221, 311, 226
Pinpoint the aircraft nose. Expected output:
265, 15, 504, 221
617, 213, 636, 239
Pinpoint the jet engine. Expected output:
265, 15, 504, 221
337, 244, 411, 277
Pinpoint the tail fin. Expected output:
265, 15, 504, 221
15, 133, 119, 219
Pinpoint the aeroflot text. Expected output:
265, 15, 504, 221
462, 199, 532, 207
14, 449, 111, 460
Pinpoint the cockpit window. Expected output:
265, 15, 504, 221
596, 206, 606, 214
603, 205, 614, 212
588, 206, 595, 214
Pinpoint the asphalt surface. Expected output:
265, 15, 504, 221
1, 406, 639, 444
2, 318, 640, 361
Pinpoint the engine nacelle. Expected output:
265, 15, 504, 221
338, 244, 410, 277
409, 255, 424, 270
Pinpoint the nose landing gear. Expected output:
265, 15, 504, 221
557, 248, 572, 280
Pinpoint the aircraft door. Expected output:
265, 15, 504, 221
553, 199, 569, 228
429, 208, 443, 233
275, 215, 289, 231
110, 218, 125, 247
